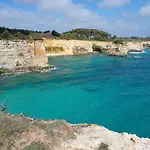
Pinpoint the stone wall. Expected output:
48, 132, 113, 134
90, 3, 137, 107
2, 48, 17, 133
0, 39, 48, 71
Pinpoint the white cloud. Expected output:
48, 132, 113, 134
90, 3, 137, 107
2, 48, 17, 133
13, 0, 101, 23
1, 1, 150, 37
98, 0, 131, 8
0, 2, 114, 34
37, 0, 71, 11
13, 0, 36, 3
139, 4, 150, 16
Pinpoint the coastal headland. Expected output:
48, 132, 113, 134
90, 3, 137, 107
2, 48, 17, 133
0, 38, 150, 75
44, 39, 150, 56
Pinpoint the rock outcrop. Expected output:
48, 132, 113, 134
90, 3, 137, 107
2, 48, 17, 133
44, 39, 145, 56
143, 41, 150, 49
0, 39, 49, 73
0, 111, 149, 150
0, 39, 149, 74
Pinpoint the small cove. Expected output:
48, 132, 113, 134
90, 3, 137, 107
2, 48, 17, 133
0, 51, 150, 138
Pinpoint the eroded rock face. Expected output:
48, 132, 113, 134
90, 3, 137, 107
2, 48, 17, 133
143, 42, 150, 49
72, 46, 90, 55
0, 39, 48, 73
44, 39, 144, 56
28, 39, 48, 67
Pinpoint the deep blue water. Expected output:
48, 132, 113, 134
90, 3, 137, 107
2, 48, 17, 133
0, 51, 150, 138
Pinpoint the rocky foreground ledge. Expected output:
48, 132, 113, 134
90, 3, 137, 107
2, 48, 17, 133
0, 111, 149, 150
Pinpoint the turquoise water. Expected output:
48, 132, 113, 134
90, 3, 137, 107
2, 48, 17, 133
0, 51, 150, 138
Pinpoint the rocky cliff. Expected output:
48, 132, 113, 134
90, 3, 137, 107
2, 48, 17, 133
0, 39, 148, 74
44, 39, 145, 56
0, 39, 49, 73
0, 111, 149, 150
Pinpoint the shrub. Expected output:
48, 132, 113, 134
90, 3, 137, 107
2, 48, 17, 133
0, 69, 11, 75
1, 30, 11, 40
23, 142, 47, 150
18, 52, 24, 57
113, 39, 124, 45
98, 143, 109, 150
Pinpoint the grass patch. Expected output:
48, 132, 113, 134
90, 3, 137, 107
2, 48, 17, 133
98, 143, 109, 150
45, 46, 64, 53
0, 117, 29, 139
34, 120, 76, 147
0, 115, 29, 149
23, 142, 47, 150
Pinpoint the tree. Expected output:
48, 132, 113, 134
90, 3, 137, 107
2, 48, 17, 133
14, 32, 26, 40
51, 30, 60, 37
44, 30, 50, 33
60, 28, 111, 41
0, 26, 43, 40
1, 30, 11, 40
112, 35, 117, 39
113, 39, 124, 45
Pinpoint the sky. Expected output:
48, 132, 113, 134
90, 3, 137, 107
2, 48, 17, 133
0, 0, 150, 37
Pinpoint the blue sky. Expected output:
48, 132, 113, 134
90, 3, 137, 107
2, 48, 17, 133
0, 0, 150, 37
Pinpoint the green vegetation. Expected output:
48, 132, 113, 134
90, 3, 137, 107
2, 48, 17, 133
23, 142, 47, 150
0, 27, 42, 40
98, 143, 109, 150
113, 39, 124, 45
0, 114, 29, 149
60, 28, 111, 41
45, 46, 64, 53
0, 26, 149, 41
0, 69, 11, 75
51, 30, 60, 37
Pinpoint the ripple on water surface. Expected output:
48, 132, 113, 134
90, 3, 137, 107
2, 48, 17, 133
0, 52, 150, 138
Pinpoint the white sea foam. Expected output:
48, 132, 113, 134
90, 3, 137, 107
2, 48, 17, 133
41, 67, 57, 73
129, 50, 146, 54
133, 56, 141, 58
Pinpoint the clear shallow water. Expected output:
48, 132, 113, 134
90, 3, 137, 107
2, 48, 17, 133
0, 51, 150, 138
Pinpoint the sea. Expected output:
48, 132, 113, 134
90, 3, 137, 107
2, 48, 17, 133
0, 50, 150, 138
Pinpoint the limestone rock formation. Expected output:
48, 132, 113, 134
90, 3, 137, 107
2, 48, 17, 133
44, 39, 144, 56
0, 39, 49, 73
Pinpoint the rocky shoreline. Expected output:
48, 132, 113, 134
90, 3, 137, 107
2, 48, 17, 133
44, 39, 149, 57
1, 39, 150, 75
0, 111, 150, 150
0, 65, 55, 76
